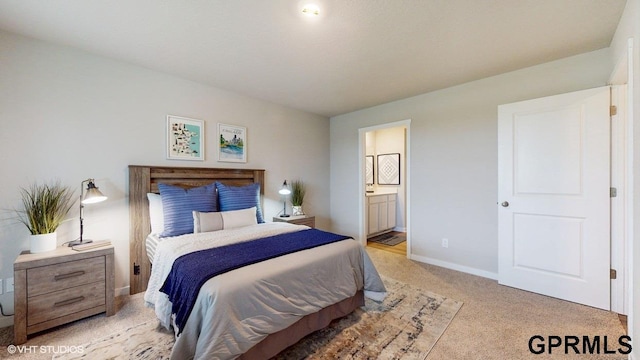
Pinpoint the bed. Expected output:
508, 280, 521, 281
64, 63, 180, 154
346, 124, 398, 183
128, 165, 386, 359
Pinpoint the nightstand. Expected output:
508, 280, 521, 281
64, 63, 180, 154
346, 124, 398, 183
273, 215, 315, 228
13, 244, 115, 344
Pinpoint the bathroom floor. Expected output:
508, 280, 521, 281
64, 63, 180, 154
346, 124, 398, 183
367, 231, 407, 256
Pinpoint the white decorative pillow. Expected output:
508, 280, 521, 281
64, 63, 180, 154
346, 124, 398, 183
193, 211, 224, 233
147, 193, 164, 234
221, 207, 257, 230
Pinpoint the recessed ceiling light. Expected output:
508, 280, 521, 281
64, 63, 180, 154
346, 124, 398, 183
302, 4, 320, 16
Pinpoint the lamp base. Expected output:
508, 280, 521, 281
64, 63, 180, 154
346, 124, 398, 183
280, 214, 290, 218
68, 239, 94, 247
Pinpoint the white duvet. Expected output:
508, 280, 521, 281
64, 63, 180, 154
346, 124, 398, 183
144, 222, 386, 360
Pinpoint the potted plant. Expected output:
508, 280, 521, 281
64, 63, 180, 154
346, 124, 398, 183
290, 180, 306, 216
16, 181, 75, 253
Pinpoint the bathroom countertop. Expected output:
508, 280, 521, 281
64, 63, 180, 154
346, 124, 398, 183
365, 189, 398, 196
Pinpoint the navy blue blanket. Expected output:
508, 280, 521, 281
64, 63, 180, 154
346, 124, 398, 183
159, 228, 351, 334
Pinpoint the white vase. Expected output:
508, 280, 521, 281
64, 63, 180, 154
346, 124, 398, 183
292, 206, 304, 216
30, 232, 57, 253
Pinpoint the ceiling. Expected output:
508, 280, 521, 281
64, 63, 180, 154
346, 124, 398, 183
0, 0, 627, 117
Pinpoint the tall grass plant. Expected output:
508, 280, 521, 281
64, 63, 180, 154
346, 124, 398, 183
291, 180, 306, 207
16, 181, 75, 234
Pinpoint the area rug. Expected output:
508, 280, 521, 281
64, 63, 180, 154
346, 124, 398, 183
368, 232, 406, 246
51, 321, 174, 360
55, 277, 462, 360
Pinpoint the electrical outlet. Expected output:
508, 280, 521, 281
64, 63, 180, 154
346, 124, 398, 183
6, 278, 13, 293
441, 238, 449, 248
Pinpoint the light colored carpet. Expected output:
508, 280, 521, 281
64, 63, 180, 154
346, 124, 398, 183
0, 293, 154, 360
366, 247, 628, 360
51, 277, 461, 360
0, 247, 628, 359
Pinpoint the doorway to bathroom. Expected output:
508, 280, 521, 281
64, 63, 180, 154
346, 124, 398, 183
358, 120, 410, 257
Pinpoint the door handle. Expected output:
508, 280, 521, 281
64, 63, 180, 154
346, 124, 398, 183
54, 271, 85, 281
501, 201, 509, 207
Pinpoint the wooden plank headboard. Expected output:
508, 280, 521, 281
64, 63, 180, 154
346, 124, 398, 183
128, 165, 265, 294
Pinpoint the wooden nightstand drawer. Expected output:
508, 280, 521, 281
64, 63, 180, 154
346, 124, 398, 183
27, 281, 106, 326
27, 256, 106, 297
273, 215, 315, 228
293, 217, 315, 227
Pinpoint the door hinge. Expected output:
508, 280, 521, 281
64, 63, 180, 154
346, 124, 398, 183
611, 269, 617, 280
133, 263, 140, 275
610, 105, 617, 116
610, 187, 617, 198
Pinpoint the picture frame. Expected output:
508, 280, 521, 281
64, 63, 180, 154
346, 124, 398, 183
218, 123, 247, 163
167, 115, 204, 161
365, 155, 375, 185
377, 153, 401, 185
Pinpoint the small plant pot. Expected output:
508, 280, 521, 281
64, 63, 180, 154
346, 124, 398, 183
30, 232, 57, 253
292, 206, 305, 216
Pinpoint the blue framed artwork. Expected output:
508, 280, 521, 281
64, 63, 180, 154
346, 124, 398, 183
218, 123, 247, 163
167, 115, 204, 161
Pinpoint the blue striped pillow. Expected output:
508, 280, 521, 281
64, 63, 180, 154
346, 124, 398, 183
158, 183, 217, 237
216, 182, 264, 223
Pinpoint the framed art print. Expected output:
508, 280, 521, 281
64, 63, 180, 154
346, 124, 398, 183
365, 155, 374, 185
167, 115, 204, 161
218, 123, 247, 163
377, 153, 400, 185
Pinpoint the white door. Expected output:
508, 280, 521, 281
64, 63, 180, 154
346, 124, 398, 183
498, 86, 610, 310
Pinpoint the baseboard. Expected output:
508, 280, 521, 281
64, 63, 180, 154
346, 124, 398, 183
409, 253, 499, 280
393, 226, 407, 232
116, 286, 130, 297
0, 316, 13, 329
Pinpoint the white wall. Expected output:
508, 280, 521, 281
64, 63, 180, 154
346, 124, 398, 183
0, 31, 330, 327
330, 48, 612, 277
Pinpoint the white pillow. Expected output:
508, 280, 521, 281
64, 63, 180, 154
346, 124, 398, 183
221, 207, 257, 230
193, 211, 223, 233
147, 193, 164, 234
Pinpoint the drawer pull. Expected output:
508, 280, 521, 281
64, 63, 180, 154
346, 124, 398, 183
54, 271, 85, 281
54, 296, 85, 307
